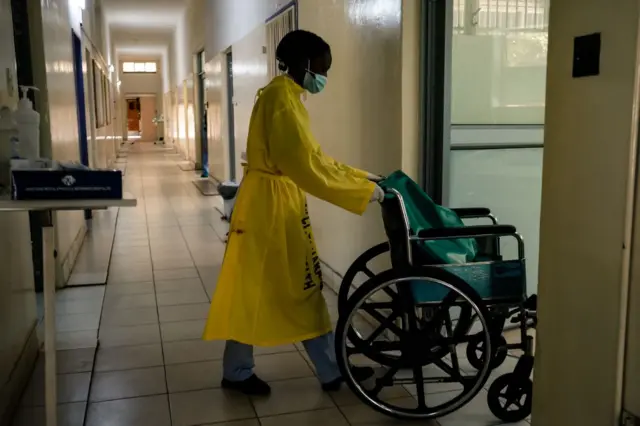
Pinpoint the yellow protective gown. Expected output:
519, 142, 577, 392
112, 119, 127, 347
203, 75, 375, 346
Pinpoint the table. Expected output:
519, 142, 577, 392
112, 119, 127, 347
0, 196, 137, 426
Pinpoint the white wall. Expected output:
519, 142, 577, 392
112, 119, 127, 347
204, 0, 282, 59
171, 11, 190, 87
170, 0, 204, 88
205, 54, 229, 182
532, 0, 640, 424
120, 71, 163, 97
300, 0, 403, 275
230, 26, 269, 181
165, 0, 204, 161
188, 0, 206, 54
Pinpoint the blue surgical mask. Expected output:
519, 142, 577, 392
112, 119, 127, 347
303, 69, 327, 94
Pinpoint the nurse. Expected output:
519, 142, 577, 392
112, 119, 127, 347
203, 29, 385, 395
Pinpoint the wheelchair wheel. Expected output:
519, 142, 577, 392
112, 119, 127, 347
487, 373, 532, 422
338, 243, 474, 362
338, 242, 390, 314
335, 266, 494, 420
466, 333, 508, 370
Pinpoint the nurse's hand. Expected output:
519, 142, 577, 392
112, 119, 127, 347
366, 172, 384, 182
369, 184, 385, 203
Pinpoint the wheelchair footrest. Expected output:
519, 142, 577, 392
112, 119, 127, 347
524, 295, 537, 311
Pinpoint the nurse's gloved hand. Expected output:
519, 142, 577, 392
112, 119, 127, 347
369, 184, 385, 203
366, 172, 384, 182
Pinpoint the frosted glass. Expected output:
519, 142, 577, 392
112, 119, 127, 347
449, 148, 543, 294
144, 62, 157, 72
451, 0, 549, 125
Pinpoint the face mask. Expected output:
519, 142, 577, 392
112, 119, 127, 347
303, 63, 327, 94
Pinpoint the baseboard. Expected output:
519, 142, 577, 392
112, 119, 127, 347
59, 221, 88, 287
320, 260, 387, 336
320, 260, 343, 295
0, 323, 39, 426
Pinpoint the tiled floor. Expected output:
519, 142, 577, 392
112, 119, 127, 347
13, 143, 532, 425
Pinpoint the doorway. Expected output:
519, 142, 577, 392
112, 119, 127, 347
72, 32, 89, 167
197, 50, 208, 178
225, 50, 236, 182
71, 31, 91, 221
126, 98, 140, 138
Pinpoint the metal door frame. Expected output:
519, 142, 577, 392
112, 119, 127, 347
197, 50, 208, 177
225, 50, 236, 181
71, 31, 91, 219
418, 0, 453, 206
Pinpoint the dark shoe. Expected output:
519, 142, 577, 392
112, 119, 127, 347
322, 366, 375, 392
221, 374, 271, 396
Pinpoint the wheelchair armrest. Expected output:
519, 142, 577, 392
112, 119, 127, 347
451, 207, 491, 218
416, 224, 517, 240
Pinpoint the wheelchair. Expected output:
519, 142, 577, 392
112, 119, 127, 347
334, 187, 537, 422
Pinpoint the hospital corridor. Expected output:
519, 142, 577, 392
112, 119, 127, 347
1, 0, 640, 426
11, 144, 528, 426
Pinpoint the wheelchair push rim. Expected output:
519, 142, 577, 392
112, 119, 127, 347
338, 243, 475, 366
338, 242, 390, 314
335, 267, 494, 420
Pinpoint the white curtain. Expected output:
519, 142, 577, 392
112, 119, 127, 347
266, 7, 296, 80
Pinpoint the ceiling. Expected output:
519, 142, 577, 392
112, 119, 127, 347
102, 0, 190, 30
101, 0, 190, 62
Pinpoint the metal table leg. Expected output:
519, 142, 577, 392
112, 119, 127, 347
40, 210, 57, 426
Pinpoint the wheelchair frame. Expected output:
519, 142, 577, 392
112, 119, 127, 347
334, 188, 536, 422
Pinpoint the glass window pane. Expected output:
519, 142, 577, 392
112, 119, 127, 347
134, 62, 145, 72
122, 62, 135, 72
451, 0, 549, 125
449, 148, 543, 294
144, 62, 157, 72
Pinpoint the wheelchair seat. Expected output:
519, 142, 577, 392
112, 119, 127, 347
378, 171, 526, 303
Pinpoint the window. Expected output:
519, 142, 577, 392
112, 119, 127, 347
102, 73, 111, 125
122, 61, 158, 73
453, 0, 549, 34
122, 62, 135, 72
450, 0, 549, 124
92, 60, 104, 128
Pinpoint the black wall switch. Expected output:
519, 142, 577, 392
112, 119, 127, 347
573, 32, 601, 78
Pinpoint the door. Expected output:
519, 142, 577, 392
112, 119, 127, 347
226, 51, 236, 181
127, 99, 140, 132
197, 51, 209, 177
139, 97, 157, 142
72, 32, 89, 166
71, 31, 91, 220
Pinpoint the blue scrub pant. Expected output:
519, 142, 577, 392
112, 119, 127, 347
223, 332, 341, 384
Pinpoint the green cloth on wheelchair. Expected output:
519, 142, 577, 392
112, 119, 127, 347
379, 170, 478, 265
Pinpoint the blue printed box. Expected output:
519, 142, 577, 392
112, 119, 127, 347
12, 169, 123, 200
